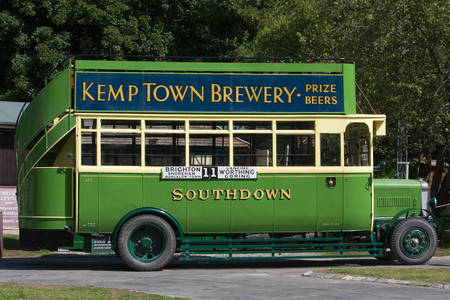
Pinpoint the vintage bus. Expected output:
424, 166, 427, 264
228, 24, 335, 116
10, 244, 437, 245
15, 58, 437, 270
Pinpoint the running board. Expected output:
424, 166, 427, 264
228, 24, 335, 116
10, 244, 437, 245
178, 235, 384, 261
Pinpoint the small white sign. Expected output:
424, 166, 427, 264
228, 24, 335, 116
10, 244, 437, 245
217, 167, 257, 179
162, 166, 203, 179
0, 186, 18, 229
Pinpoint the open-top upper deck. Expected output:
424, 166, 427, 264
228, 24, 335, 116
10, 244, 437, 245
14, 59, 375, 187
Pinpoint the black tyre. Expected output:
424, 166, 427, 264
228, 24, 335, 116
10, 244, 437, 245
117, 215, 176, 271
390, 217, 437, 265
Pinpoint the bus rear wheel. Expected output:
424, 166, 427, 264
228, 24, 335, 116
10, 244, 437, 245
390, 217, 437, 265
117, 215, 175, 271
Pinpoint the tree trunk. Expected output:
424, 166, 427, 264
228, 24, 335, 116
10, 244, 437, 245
435, 173, 450, 216
432, 137, 449, 216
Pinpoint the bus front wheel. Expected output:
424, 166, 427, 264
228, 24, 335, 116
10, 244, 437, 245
117, 215, 176, 271
390, 217, 437, 265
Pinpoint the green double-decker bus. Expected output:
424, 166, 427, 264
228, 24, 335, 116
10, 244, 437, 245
15, 58, 437, 270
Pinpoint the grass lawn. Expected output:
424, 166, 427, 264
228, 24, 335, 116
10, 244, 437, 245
324, 268, 450, 285
0, 283, 187, 300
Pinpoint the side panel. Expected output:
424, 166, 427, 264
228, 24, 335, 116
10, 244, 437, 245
230, 176, 274, 233
76, 172, 374, 235
78, 173, 99, 233
142, 176, 187, 231
343, 174, 372, 230
20, 167, 73, 229
316, 175, 344, 231
186, 180, 231, 233
274, 175, 317, 232
374, 179, 422, 217
98, 175, 143, 233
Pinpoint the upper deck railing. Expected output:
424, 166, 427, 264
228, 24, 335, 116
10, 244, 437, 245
15, 65, 72, 171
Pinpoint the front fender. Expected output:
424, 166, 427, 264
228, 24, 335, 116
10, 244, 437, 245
111, 207, 184, 251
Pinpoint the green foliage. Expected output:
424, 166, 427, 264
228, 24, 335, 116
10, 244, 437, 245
235, 0, 333, 58
0, 0, 252, 100
236, 0, 449, 205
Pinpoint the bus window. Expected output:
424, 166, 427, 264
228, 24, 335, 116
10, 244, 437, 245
233, 121, 271, 130
81, 119, 96, 129
233, 134, 272, 166
81, 132, 96, 165
146, 120, 184, 130
277, 121, 314, 130
345, 123, 370, 166
190, 135, 229, 166
101, 133, 141, 166
277, 135, 315, 166
190, 121, 228, 131
321, 134, 341, 166
101, 119, 140, 130
146, 134, 185, 166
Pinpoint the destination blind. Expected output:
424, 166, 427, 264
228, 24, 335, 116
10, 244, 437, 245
75, 72, 344, 113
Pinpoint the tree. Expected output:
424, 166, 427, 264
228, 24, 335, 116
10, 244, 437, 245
235, 0, 450, 211
0, 0, 254, 101
0, 0, 174, 101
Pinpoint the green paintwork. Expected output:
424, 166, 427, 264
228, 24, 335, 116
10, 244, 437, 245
342, 64, 356, 114
374, 179, 422, 217
344, 175, 372, 230
19, 218, 74, 230
78, 174, 99, 233
142, 177, 187, 234
317, 176, 343, 231
99, 175, 143, 232
18, 116, 75, 187
78, 172, 372, 236
389, 208, 422, 227
75, 60, 346, 73
273, 176, 316, 232
19, 167, 74, 229
110, 207, 185, 252
179, 235, 384, 260
79, 174, 143, 233
400, 227, 430, 258
15, 67, 71, 166
73, 234, 89, 251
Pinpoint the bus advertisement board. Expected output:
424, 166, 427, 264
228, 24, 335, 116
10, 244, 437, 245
0, 186, 18, 229
75, 73, 344, 113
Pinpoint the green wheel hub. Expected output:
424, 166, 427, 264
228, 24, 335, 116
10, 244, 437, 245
400, 227, 429, 258
127, 225, 165, 262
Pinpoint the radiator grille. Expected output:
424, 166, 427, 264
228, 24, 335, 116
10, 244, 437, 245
376, 196, 412, 208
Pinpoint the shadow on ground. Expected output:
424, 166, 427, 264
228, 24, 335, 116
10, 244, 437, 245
0, 253, 405, 272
